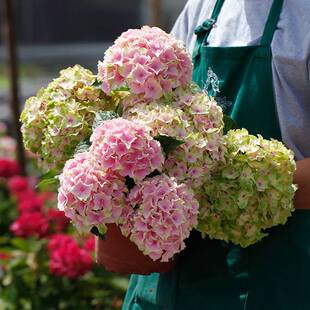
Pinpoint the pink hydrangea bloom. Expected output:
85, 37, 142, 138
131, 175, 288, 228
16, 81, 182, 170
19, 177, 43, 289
90, 118, 164, 182
98, 26, 192, 100
120, 174, 199, 262
57, 152, 127, 234
48, 236, 93, 278
10, 212, 49, 238
47, 234, 76, 254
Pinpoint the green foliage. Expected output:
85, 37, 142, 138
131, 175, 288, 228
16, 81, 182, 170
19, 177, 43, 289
36, 170, 59, 191
74, 139, 91, 155
223, 114, 237, 134
0, 185, 17, 236
154, 135, 184, 157
0, 236, 128, 309
92, 111, 119, 131
90, 226, 106, 239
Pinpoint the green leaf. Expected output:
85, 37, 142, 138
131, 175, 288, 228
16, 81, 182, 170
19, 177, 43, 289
91, 79, 101, 87
74, 138, 91, 155
223, 114, 237, 134
11, 238, 30, 252
154, 135, 184, 157
92, 111, 119, 131
115, 103, 124, 116
39, 169, 58, 181
109, 277, 129, 291
36, 169, 59, 191
113, 86, 130, 92
36, 177, 59, 191
36, 170, 58, 191
90, 226, 106, 239
125, 176, 136, 191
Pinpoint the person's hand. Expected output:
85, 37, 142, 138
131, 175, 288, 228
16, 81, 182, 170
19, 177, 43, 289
96, 224, 176, 275
293, 157, 310, 209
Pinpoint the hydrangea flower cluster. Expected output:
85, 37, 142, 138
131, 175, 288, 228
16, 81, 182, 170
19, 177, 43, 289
120, 174, 199, 262
21, 25, 298, 263
197, 129, 297, 247
48, 234, 93, 278
20, 65, 119, 172
124, 87, 224, 187
10, 212, 49, 238
0, 158, 20, 178
58, 152, 128, 234
98, 26, 192, 100
90, 118, 164, 182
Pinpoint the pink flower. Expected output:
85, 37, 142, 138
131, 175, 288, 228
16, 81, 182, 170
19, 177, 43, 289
48, 237, 93, 278
0, 158, 20, 178
148, 58, 164, 75
98, 26, 192, 101
120, 174, 199, 262
15, 189, 37, 203
7, 176, 29, 195
144, 78, 163, 100
58, 151, 128, 234
47, 209, 70, 232
18, 197, 42, 214
83, 235, 96, 253
131, 64, 151, 84
90, 118, 164, 181
47, 234, 76, 253
10, 212, 49, 238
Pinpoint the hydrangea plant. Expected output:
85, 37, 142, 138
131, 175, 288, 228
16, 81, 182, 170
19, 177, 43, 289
90, 118, 165, 182
98, 26, 192, 100
20, 65, 121, 172
124, 86, 224, 187
197, 129, 297, 247
120, 174, 199, 262
58, 152, 128, 235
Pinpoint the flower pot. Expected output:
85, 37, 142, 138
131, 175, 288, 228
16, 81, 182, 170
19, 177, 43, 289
95, 224, 177, 275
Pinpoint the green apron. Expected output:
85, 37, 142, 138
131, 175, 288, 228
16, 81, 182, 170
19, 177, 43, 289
123, 0, 310, 309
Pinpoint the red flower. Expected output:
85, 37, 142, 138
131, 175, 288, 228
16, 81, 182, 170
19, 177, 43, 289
47, 234, 76, 254
7, 176, 29, 195
0, 158, 20, 178
37, 191, 56, 204
0, 252, 9, 260
10, 212, 49, 238
49, 241, 93, 278
15, 189, 37, 203
47, 209, 70, 232
18, 197, 42, 214
83, 235, 96, 253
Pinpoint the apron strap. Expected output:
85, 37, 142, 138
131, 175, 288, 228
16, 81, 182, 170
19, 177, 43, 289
260, 0, 284, 46
192, 0, 225, 60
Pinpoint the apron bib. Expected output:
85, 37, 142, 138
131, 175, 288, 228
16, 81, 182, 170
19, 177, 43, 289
123, 1, 310, 309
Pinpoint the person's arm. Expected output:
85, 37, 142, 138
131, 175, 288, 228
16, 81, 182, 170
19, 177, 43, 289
293, 157, 310, 209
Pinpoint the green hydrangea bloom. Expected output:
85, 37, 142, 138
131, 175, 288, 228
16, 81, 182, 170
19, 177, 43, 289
21, 65, 120, 172
197, 129, 297, 247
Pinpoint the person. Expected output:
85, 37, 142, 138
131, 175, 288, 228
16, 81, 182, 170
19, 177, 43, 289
121, 0, 310, 309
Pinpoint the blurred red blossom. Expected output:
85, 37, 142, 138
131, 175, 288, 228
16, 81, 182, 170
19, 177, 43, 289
83, 235, 96, 253
47, 209, 70, 232
49, 239, 93, 278
8, 175, 29, 194
0, 158, 20, 178
47, 234, 76, 254
10, 212, 49, 238
18, 197, 43, 214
